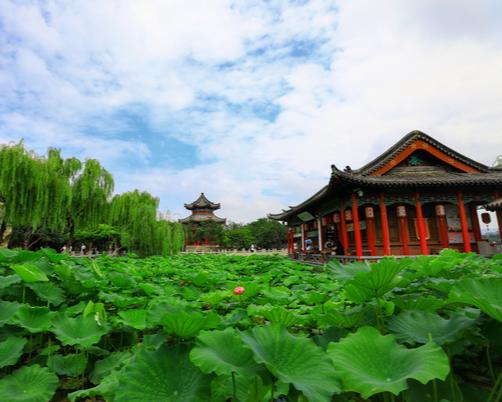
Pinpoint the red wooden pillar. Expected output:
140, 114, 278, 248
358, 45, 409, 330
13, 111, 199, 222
352, 194, 363, 259
339, 203, 349, 255
457, 191, 471, 253
379, 194, 391, 255
365, 207, 376, 256
415, 193, 428, 255
435, 204, 449, 249
397, 205, 410, 255
469, 205, 482, 242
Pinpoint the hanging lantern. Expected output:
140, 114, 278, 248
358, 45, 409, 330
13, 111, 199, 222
303, 223, 309, 231
321, 216, 328, 226
397, 205, 407, 217
345, 209, 353, 221
313, 221, 318, 229
481, 212, 491, 224
365, 207, 374, 219
435, 204, 445, 217
333, 212, 341, 223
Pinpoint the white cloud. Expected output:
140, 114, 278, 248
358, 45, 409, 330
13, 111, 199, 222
1, 0, 502, 222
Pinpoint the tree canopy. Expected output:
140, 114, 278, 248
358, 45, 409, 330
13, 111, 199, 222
0, 142, 184, 256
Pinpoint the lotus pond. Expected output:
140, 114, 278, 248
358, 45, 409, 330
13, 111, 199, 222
0, 248, 501, 402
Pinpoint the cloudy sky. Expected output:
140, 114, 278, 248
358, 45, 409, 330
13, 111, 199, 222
1, 1, 502, 222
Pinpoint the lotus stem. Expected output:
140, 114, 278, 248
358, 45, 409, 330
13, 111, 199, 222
22, 284, 26, 303
487, 343, 495, 382
231, 371, 237, 401
432, 378, 438, 402
488, 373, 502, 402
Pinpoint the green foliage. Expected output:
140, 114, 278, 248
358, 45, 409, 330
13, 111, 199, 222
190, 327, 260, 376
449, 277, 502, 322
222, 223, 253, 249
9, 263, 48, 282
388, 309, 479, 345
0, 249, 500, 401
246, 218, 287, 249
222, 218, 287, 249
0, 337, 26, 368
241, 324, 341, 401
0, 364, 58, 402
327, 326, 450, 398
47, 353, 88, 376
0, 143, 183, 256
110, 190, 184, 256
51, 314, 110, 348
116, 344, 211, 402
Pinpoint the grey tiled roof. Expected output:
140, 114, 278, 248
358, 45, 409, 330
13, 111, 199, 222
184, 193, 221, 210
485, 197, 502, 211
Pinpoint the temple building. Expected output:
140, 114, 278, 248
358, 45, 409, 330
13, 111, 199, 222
179, 193, 226, 248
270, 131, 502, 258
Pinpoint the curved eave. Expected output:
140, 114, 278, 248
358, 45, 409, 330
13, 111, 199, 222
331, 169, 502, 188
484, 197, 502, 211
184, 203, 221, 210
179, 215, 226, 224
268, 185, 330, 221
352, 130, 489, 175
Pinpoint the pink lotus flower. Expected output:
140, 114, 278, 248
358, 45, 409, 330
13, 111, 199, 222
233, 286, 245, 295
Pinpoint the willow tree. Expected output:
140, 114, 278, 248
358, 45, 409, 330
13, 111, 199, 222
70, 159, 114, 235
109, 190, 184, 256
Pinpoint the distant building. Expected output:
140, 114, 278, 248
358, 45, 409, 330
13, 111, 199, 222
179, 193, 226, 247
270, 131, 502, 258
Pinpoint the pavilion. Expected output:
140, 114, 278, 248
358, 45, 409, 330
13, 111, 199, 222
179, 193, 226, 248
269, 131, 502, 258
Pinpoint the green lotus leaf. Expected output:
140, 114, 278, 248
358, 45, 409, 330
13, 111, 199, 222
9, 263, 48, 282
26, 282, 65, 306
394, 296, 444, 312
68, 373, 119, 402
47, 353, 88, 376
388, 309, 478, 345
0, 248, 19, 262
0, 364, 58, 402
0, 337, 27, 368
115, 344, 211, 401
161, 310, 220, 338
0, 301, 20, 326
0, 274, 21, 289
344, 259, 403, 302
210, 374, 268, 402
241, 324, 340, 402
118, 309, 147, 330
319, 303, 365, 328
90, 351, 131, 384
327, 326, 450, 398
327, 260, 371, 282
51, 314, 110, 348
449, 278, 502, 322
261, 305, 302, 327
190, 327, 261, 376
14, 305, 54, 333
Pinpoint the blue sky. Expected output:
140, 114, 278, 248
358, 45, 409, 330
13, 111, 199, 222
1, 0, 502, 222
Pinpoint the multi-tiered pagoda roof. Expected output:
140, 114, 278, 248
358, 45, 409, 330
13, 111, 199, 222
179, 193, 226, 224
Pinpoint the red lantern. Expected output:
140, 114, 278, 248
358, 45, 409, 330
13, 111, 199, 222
365, 207, 374, 219
481, 212, 491, 224
313, 221, 318, 229
397, 205, 407, 217
344, 209, 353, 221
321, 217, 328, 226
333, 212, 341, 223
435, 204, 445, 217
